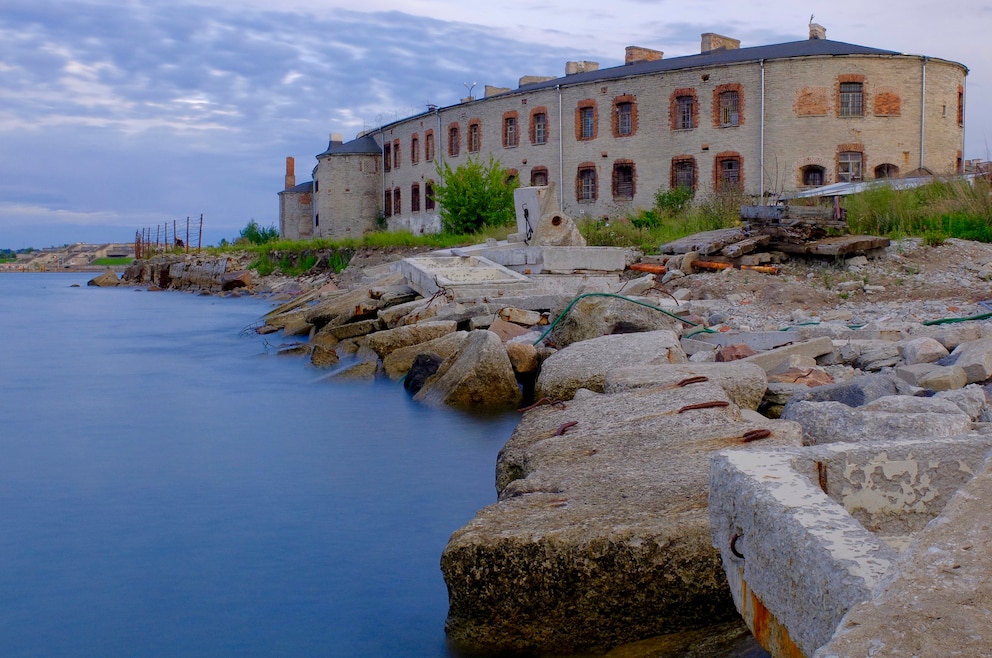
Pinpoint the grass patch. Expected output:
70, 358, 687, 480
92, 257, 134, 266
844, 178, 992, 242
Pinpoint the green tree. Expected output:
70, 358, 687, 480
238, 219, 279, 245
432, 154, 519, 234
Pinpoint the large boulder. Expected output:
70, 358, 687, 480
382, 331, 469, 380
536, 330, 687, 400
414, 330, 521, 410
365, 320, 458, 358
443, 381, 802, 655
87, 268, 120, 287
546, 295, 684, 348
947, 337, 992, 383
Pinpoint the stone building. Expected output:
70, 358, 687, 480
280, 24, 968, 240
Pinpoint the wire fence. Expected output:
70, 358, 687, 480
135, 215, 204, 259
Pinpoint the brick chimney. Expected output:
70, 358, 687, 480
285, 156, 295, 190
565, 61, 600, 75
809, 23, 827, 40
625, 46, 664, 64
701, 33, 741, 53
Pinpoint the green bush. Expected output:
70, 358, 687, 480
654, 185, 694, 214
432, 155, 519, 234
239, 219, 280, 245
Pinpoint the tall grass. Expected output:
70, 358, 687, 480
844, 178, 992, 244
582, 190, 747, 251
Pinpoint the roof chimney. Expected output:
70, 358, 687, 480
519, 75, 556, 88
330, 132, 344, 145
809, 23, 827, 40
285, 157, 296, 190
700, 33, 740, 53
625, 46, 664, 64
565, 61, 599, 76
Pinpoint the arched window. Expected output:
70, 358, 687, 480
802, 165, 826, 186
874, 163, 899, 178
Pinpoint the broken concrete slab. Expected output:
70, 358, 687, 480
710, 431, 992, 658
741, 336, 834, 373
814, 448, 992, 658
396, 254, 536, 299
783, 395, 973, 445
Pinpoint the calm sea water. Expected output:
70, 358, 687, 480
0, 273, 519, 657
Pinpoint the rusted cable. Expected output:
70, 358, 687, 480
555, 421, 578, 436
742, 429, 772, 443
517, 397, 567, 413
677, 400, 730, 413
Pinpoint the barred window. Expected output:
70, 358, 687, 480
672, 158, 696, 190
839, 82, 863, 117
676, 96, 695, 129
504, 116, 518, 147
612, 163, 634, 200
533, 113, 547, 144
577, 166, 597, 202
719, 91, 739, 126
617, 102, 633, 135
580, 107, 594, 139
802, 165, 825, 186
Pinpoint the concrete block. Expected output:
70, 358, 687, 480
742, 336, 835, 373
540, 246, 627, 273
948, 337, 992, 383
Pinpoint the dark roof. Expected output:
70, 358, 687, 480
516, 38, 903, 93
317, 134, 381, 157
278, 181, 314, 195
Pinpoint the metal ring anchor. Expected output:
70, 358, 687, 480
730, 533, 745, 560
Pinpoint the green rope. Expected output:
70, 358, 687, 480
922, 311, 992, 326
533, 292, 709, 346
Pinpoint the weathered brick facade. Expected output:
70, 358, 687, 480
282, 30, 966, 238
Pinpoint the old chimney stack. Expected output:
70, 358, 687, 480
565, 61, 600, 76
285, 156, 296, 190
809, 23, 827, 40
700, 33, 741, 53
625, 46, 664, 64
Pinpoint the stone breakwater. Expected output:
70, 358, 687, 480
113, 244, 992, 657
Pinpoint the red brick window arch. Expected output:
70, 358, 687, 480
713, 152, 743, 192
576, 162, 598, 202
612, 160, 635, 200
670, 89, 698, 130
503, 111, 519, 148
467, 119, 481, 153
612, 95, 637, 137
530, 107, 550, 145
530, 167, 549, 186
671, 156, 697, 190
575, 100, 598, 140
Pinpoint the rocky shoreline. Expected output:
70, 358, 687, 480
96, 237, 992, 657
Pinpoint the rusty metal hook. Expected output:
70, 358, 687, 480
730, 533, 745, 560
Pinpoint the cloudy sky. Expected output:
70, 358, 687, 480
1, 0, 988, 248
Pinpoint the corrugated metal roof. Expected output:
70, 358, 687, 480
781, 174, 981, 199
